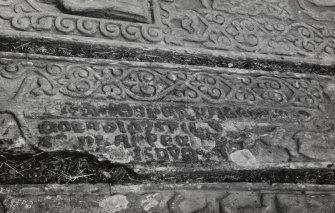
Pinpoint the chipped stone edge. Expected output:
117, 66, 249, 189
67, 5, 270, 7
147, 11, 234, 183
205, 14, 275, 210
132, 161, 335, 174
1, 183, 335, 196
1, 51, 335, 173
0, 51, 333, 80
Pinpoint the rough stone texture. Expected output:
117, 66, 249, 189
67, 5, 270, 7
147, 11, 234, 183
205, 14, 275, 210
0, 0, 335, 64
59, 0, 151, 23
0, 52, 334, 174
0, 183, 334, 212
1, 0, 335, 210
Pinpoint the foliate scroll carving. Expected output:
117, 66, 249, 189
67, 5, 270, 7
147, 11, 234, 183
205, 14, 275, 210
160, 1, 335, 59
202, 0, 293, 20
0, 0, 163, 42
1, 0, 335, 60
59, 0, 151, 23
0, 59, 327, 109
0, 55, 335, 167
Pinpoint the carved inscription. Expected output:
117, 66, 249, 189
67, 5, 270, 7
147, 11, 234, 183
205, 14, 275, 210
31, 101, 314, 163
0, 55, 335, 168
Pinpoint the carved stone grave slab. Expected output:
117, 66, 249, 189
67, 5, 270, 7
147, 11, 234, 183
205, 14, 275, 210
1, 0, 335, 64
0, 52, 334, 174
1, 183, 335, 212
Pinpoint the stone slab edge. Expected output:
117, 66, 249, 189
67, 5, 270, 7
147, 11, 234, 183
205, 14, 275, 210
3, 30, 334, 67
1, 52, 335, 174
2, 0, 335, 66
0, 183, 335, 212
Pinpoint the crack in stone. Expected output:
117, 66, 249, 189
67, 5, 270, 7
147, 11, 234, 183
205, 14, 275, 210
0, 151, 335, 184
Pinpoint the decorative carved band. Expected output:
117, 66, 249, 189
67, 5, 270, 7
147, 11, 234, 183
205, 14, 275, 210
0, 0, 335, 62
1, 183, 335, 212
0, 54, 334, 173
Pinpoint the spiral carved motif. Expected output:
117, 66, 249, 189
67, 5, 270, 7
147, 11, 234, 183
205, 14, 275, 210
2, 0, 335, 62
121, 24, 142, 41
55, 16, 77, 33
58, 65, 101, 98
77, 19, 99, 36
142, 26, 164, 42
100, 22, 121, 38
0, 59, 326, 108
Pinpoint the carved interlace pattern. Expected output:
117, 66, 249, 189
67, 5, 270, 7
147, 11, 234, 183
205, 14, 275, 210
201, 0, 293, 19
0, 0, 335, 59
0, 57, 334, 163
0, 59, 326, 109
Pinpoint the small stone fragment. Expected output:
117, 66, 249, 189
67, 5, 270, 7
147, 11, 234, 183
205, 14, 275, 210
230, 149, 258, 167
101, 171, 112, 179
99, 195, 129, 213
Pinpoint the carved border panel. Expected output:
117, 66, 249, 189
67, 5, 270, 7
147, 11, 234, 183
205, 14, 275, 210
0, 0, 164, 43
0, 53, 334, 173
1, 0, 335, 63
1, 183, 335, 213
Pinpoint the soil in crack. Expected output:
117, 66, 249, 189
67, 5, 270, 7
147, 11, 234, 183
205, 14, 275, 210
0, 151, 335, 185
0, 39, 334, 76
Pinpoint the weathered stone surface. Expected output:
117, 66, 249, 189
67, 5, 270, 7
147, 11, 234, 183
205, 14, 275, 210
60, 0, 151, 23
307, 0, 335, 6
0, 183, 335, 212
0, 52, 334, 174
0, 0, 335, 64
298, 0, 335, 22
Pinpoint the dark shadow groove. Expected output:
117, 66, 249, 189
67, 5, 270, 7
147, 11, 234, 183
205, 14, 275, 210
0, 151, 335, 185
0, 38, 334, 76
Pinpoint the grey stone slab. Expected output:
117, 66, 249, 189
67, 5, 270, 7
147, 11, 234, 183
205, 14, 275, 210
0, 52, 334, 174
0, 0, 335, 64
0, 183, 335, 212
60, 0, 151, 23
